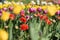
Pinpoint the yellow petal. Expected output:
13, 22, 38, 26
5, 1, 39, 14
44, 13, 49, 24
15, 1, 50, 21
1, 11, 10, 21
41, 5, 47, 10
47, 5, 57, 16
13, 6, 22, 15
0, 29, 8, 40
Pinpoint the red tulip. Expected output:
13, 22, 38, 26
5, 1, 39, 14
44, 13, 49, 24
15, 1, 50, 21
42, 15, 48, 20
9, 14, 15, 20
20, 10, 25, 17
20, 24, 29, 31
39, 15, 43, 20
45, 19, 52, 25
20, 17, 27, 23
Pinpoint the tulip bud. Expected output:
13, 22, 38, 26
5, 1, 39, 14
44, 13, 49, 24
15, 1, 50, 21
37, 8, 42, 12
43, 10, 48, 14
9, 6, 13, 11
29, 8, 36, 13
26, 15, 30, 20
2, 8, 7, 11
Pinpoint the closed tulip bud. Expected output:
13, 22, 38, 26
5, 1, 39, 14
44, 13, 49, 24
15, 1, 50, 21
37, 8, 42, 12
2, 8, 7, 11
9, 6, 13, 11
26, 15, 30, 20
43, 10, 48, 14
29, 8, 36, 13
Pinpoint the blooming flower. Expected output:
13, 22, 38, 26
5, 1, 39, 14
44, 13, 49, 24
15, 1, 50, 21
0, 29, 8, 40
13, 6, 22, 15
45, 19, 52, 25
1, 11, 10, 21
20, 24, 29, 31
41, 5, 47, 10
9, 14, 15, 20
20, 10, 25, 17
39, 15, 43, 20
42, 15, 48, 20
47, 5, 57, 16
20, 17, 27, 23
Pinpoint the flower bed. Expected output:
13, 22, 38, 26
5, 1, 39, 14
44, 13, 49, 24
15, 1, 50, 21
0, 1, 60, 40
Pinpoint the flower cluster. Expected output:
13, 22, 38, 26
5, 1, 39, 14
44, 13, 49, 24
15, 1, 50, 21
0, 1, 60, 40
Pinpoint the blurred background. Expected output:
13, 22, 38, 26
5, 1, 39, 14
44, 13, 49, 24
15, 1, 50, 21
0, 0, 53, 3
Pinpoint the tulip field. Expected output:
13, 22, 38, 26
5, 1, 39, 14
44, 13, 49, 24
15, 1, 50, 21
0, 0, 60, 40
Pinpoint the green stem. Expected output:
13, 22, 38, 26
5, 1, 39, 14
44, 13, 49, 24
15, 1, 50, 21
43, 24, 49, 37
8, 20, 13, 40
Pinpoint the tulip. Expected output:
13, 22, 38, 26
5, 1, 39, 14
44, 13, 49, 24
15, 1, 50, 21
29, 8, 36, 13
37, 8, 42, 12
20, 17, 27, 23
2, 8, 7, 11
1, 11, 10, 21
45, 19, 52, 25
0, 29, 8, 40
20, 10, 25, 17
43, 10, 48, 14
9, 14, 15, 20
20, 24, 29, 31
56, 10, 60, 15
9, 6, 13, 11
20, 10, 25, 14
47, 5, 57, 16
26, 15, 30, 20
13, 6, 22, 15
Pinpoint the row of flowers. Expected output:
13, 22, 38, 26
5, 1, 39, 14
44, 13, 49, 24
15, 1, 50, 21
0, 1, 60, 40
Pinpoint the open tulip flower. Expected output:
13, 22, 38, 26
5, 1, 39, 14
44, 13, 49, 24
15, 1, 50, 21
0, 1, 60, 40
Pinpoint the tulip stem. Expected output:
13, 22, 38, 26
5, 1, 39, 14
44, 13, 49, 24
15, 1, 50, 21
8, 20, 13, 40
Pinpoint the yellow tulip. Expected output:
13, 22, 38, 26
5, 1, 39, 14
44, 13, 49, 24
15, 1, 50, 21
32, 5, 41, 9
47, 5, 58, 16
0, 29, 8, 40
1, 11, 10, 21
2, 4, 9, 8
26, 4, 32, 8
20, 5, 25, 9
13, 6, 22, 15
41, 5, 47, 10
